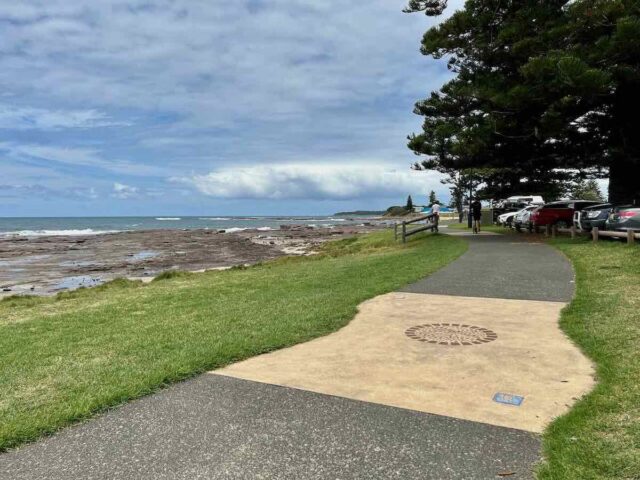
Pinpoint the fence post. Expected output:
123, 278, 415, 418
402, 222, 407, 244
394, 223, 398, 240
571, 225, 576, 239
592, 227, 599, 243
552, 224, 558, 238
627, 229, 635, 245
545, 224, 550, 237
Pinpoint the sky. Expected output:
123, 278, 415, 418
0, 0, 464, 217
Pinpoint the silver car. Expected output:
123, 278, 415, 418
514, 205, 539, 232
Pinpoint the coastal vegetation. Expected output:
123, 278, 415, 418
383, 206, 414, 217
0, 231, 466, 451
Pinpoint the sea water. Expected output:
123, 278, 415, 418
0, 215, 369, 237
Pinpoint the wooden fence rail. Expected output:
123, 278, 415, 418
543, 224, 638, 245
394, 214, 438, 243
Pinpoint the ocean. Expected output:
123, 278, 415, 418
0, 216, 371, 237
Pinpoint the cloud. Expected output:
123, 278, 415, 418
0, 143, 106, 167
0, 1, 457, 124
0, 142, 173, 176
0, 0, 466, 214
0, 105, 129, 130
177, 163, 443, 200
112, 182, 139, 199
0, 183, 98, 200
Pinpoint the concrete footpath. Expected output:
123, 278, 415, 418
0, 232, 595, 480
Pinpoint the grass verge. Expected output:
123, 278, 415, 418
537, 238, 639, 479
0, 231, 466, 451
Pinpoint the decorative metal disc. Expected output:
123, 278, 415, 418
405, 323, 497, 346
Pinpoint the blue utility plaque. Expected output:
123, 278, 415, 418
493, 392, 524, 406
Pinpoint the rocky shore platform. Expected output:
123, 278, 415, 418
0, 223, 387, 297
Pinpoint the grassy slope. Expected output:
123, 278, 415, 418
0, 231, 466, 451
538, 239, 639, 479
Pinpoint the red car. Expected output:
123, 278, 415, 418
531, 200, 601, 228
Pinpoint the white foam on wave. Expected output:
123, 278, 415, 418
223, 227, 248, 233
199, 217, 231, 221
256, 226, 274, 231
155, 217, 181, 221
1, 229, 120, 237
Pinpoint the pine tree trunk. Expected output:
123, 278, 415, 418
609, 82, 640, 206
608, 155, 640, 206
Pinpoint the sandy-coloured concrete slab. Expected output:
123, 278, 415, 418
214, 292, 595, 433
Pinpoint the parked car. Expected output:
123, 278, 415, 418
605, 205, 640, 232
530, 200, 601, 228
493, 195, 545, 224
513, 205, 540, 232
498, 210, 518, 227
574, 203, 613, 232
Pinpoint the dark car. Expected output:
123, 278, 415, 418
574, 203, 613, 232
531, 200, 601, 228
605, 205, 640, 232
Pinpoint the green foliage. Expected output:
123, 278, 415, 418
405, 0, 640, 204
403, 0, 447, 16
384, 206, 412, 217
406, 195, 414, 211
152, 270, 193, 282
570, 179, 605, 202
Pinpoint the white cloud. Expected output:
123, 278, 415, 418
0, 0, 459, 131
0, 105, 129, 130
112, 182, 139, 199
0, 0, 466, 214
0, 142, 174, 176
0, 183, 99, 200
0, 143, 106, 167
178, 163, 443, 200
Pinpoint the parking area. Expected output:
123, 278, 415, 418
492, 198, 640, 244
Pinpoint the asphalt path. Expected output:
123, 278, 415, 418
401, 234, 574, 302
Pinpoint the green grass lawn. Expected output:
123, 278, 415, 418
537, 238, 640, 479
0, 231, 466, 451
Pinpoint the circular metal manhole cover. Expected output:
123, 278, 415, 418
405, 323, 497, 346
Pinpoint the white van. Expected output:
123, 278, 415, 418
506, 195, 544, 205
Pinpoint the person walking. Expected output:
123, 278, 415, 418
471, 198, 482, 234
431, 201, 441, 232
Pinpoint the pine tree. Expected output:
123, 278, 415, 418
406, 195, 414, 211
428, 190, 437, 205
570, 179, 605, 202
405, 0, 640, 205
